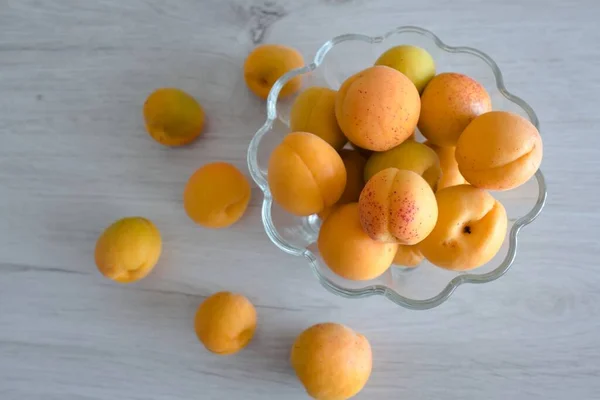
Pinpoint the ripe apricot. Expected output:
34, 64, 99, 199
418, 185, 507, 271
290, 87, 347, 150
143, 88, 205, 146
291, 323, 372, 400
94, 217, 162, 283
359, 168, 438, 245
268, 132, 346, 216
418, 72, 491, 147
318, 203, 398, 281
456, 111, 543, 190
183, 162, 251, 228
335, 66, 420, 151
194, 291, 257, 355
243, 44, 304, 100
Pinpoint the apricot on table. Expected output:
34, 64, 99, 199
183, 162, 251, 228
393, 244, 424, 268
335, 65, 420, 151
418, 184, 507, 271
319, 149, 367, 221
94, 217, 162, 283
291, 322, 372, 400
143, 88, 205, 147
424, 141, 467, 191
359, 168, 438, 245
290, 87, 347, 150
318, 203, 397, 281
194, 291, 257, 355
418, 72, 492, 147
268, 132, 346, 216
375, 45, 436, 93
456, 111, 543, 191
364, 140, 441, 190
243, 44, 304, 100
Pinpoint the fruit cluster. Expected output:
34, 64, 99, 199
268, 45, 543, 279
92, 40, 542, 400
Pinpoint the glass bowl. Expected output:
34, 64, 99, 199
247, 26, 547, 310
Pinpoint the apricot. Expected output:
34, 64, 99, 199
318, 203, 398, 281
424, 141, 467, 191
319, 149, 368, 221
291, 323, 372, 400
456, 111, 543, 191
364, 140, 441, 190
143, 88, 205, 146
393, 244, 424, 268
183, 162, 251, 228
194, 291, 256, 355
375, 45, 436, 93
95, 217, 162, 283
418, 72, 492, 147
268, 132, 346, 216
419, 185, 507, 271
243, 44, 304, 100
335, 65, 420, 151
290, 87, 347, 150
359, 168, 438, 245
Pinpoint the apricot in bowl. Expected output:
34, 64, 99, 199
247, 26, 547, 310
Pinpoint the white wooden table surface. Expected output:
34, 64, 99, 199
1, 1, 599, 399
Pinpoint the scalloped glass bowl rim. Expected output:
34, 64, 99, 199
247, 25, 547, 310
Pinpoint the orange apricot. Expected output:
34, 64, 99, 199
456, 111, 543, 190
194, 291, 257, 355
335, 66, 420, 151
291, 323, 372, 400
318, 203, 398, 281
143, 88, 205, 146
268, 132, 346, 216
418, 72, 491, 147
243, 44, 304, 100
359, 168, 438, 245
290, 87, 347, 150
183, 162, 251, 228
94, 217, 162, 283
418, 185, 507, 271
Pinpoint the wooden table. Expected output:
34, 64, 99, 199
1, 1, 598, 399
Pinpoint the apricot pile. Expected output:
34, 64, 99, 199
268, 43, 543, 277
91, 38, 544, 400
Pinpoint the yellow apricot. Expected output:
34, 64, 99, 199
243, 44, 304, 100
268, 132, 346, 216
290, 87, 347, 150
183, 162, 251, 228
143, 88, 205, 146
94, 217, 162, 283
194, 292, 257, 355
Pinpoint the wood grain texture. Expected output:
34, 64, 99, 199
1, 0, 599, 399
